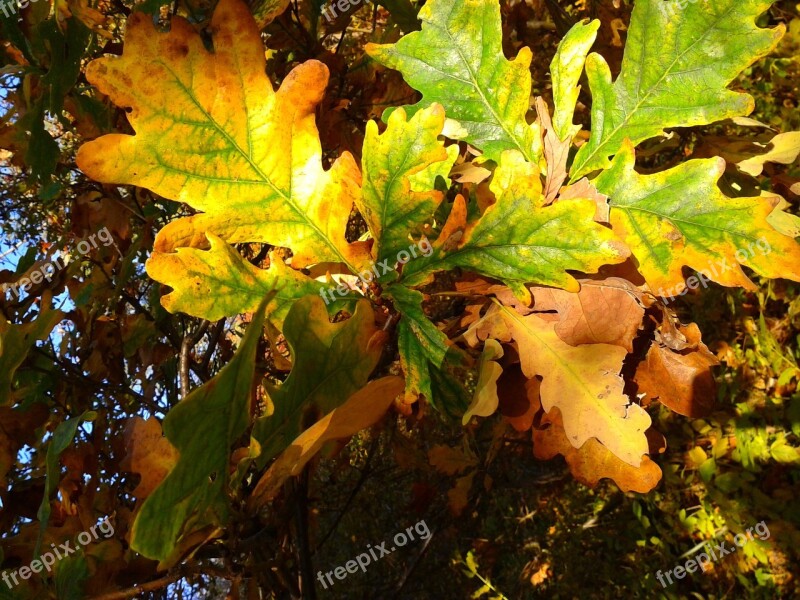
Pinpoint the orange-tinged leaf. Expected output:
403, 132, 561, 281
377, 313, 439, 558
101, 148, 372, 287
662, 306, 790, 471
77, 0, 369, 272
248, 376, 403, 508
533, 408, 662, 493
120, 417, 179, 500
476, 302, 651, 467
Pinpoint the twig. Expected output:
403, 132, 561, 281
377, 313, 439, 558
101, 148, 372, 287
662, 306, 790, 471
292, 468, 317, 600
392, 525, 436, 597
89, 572, 182, 600
313, 434, 379, 554
180, 321, 209, 397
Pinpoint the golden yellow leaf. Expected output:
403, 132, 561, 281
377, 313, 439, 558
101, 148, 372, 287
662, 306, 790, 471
533, 408, 662, 493
77, 0, 369, 274
475, 302, 651, 467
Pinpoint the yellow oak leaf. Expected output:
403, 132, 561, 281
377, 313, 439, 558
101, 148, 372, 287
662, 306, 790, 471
475, 302, 651, 467
533, 408, 662, 493
76, 0, 369, 273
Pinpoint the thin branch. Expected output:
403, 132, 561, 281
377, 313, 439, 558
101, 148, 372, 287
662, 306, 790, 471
89, 572, 182, 600
291, 468, 317, 600
313, 433, 380, 554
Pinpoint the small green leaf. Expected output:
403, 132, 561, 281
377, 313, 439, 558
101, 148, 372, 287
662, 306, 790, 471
387, 284, 470, 411
357, 104, 457, 266
550, 19, 600, 141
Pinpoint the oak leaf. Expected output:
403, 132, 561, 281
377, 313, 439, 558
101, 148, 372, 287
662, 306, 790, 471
533, 408, 662, 493
248, 376, 404, 509
401, 151, 630, 302
594, 141, 800, 293
252, 296, 385, 466
571, 0, 784, 178
120, 417, 179, 500
635, 322, 719, 418
473, 302, 651, 467
366, 0, 542, 163
130, 298, 272, 562
357, 104, 458, 266
530, 278, 645, 352
77, 0, 369, 273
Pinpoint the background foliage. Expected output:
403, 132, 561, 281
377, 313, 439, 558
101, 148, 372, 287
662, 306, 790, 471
1, 0, 799, 598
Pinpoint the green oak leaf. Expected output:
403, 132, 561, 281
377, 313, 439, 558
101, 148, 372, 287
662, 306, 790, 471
390, 285, 472, 413
550, 19, 600, 141
594, 141, 800, 295
146, 233, 357, 326
252, 296, 384, 467
357, 104, 458, 266
571, 0, 784, 179
401, 150, 630, 302
366, 0, 541, 163
131, 296, 272, 561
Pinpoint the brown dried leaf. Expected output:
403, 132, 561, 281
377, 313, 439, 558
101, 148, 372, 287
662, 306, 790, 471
635, 322, 719, 417
120, 417, 179, 500
557, 177, 610, 223
536, 97, 570, 204
531, 278, 645, 351
429, 442, 479, 476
